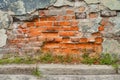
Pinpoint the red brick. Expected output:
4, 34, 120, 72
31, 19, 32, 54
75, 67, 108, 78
27, 22, 35, 27
88, 37, 95, 42
17, 29, 28, 34
42, 48, 50, 53
40, 17, 48, 21
71, 37, 80, 42
46, 37, 54, 42
29, 28, 42, 37
54, 22, 59, 26
46, 27, 60, 32
95, 37, 103, 44
71, 49, 81, 54
41, 32, 58, 37
29, 37, 38, 41
33, 18, 39, 22
98, 25, 104, 31
66, 10, 74, 14
79, 38, 88, 43
28, 31, 41, 37
29, 27, 41, 32
47, 16, 56, 21
61, 43, 75, 49
62, 26, 79, 31
52, 48, 61, 54
75, 43, 94, 50
89, 12, 98, 18
59, 31, 76, 37
61, 48, 72, 54
62, 38, 71, 43
92, 32, 102, 37
59, 21, 71, 26
9, 39, 22, 44
36, 21, 53, 27
54, 37, 62, 42
63, 16, 72, 20
43, 43, 59, 48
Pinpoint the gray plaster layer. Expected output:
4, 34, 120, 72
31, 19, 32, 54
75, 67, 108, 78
0, 0, 56, 15
100, 0, 120, 10
102, 17, 120, 54
0, 64, 116, 75
0, 0, 120, 15
102, 39, 120, 54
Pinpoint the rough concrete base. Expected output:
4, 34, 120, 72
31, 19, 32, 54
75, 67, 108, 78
0, 64, 120, 80
43, 75, 120, 80
39, 64, 117, 75
0, 75, 120, 80
0, 64, 117, 75
0, 75, 37, 80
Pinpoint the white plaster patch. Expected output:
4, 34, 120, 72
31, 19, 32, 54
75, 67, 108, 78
0, 29, 7, 47
84, 0, 100, 4
54, 0, 74, 7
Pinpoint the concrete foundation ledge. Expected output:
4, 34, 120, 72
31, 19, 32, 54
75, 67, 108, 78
42, 75, 120, 80
0, 64, 118, 75
0, 75, 120, 80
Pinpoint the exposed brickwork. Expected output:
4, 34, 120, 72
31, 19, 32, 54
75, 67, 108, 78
6, 6, 104, 55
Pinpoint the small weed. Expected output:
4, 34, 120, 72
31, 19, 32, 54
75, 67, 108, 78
112, 64, 119, 69
32, 67, 41, 77
99, 53, 118, 65
81, 53, 98, 65
39, 53, 54, 63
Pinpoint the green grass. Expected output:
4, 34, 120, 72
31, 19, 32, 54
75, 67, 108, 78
81, 53, 99, 65
0, 57, 36, 64
99, 53, 119, 65
0, 52, 119, 66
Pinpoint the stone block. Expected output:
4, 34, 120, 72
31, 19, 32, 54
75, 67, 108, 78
75, 12, 87, 19
101, 10, 117, 17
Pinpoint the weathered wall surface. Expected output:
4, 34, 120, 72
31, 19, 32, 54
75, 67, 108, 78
0, 0, 120, 55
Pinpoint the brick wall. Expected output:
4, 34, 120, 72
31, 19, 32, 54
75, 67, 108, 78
6, 6, 103, 55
